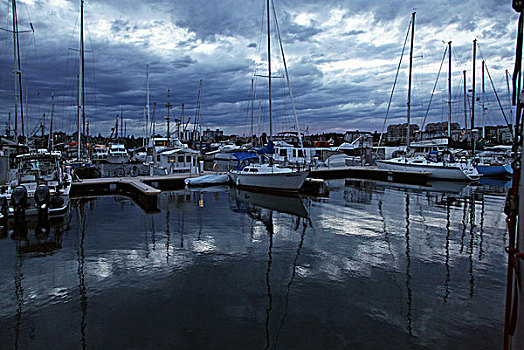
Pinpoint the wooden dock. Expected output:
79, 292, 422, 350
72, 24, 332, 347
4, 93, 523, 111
309, 166, 430, 184
70, 167, 430, 211
70, 172, 224, 211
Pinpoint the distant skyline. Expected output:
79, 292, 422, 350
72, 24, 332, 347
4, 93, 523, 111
0, 0, 518, 138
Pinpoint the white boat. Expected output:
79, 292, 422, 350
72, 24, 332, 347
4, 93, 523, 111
377, 14, 479, 182
228, 0, 309, 192
229, 162, 309, 192
1, 152, 72, 218
185, 174, 229, 187
107, 144, 130, 164
91, 145, 109, 162
377, 152, 480, 181
474, 147, 513, 177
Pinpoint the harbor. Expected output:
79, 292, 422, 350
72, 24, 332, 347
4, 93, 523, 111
0, 178, 509, 349
0, 0, 522, 348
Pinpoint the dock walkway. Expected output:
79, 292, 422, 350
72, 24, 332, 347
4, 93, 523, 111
70, 167, 430, 211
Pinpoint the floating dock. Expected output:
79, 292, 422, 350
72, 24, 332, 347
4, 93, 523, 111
309, 166, 430, 184
71, 167, 431, 211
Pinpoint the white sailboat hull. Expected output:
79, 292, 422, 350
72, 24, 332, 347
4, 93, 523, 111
376, 158, 480, 181
228, 168, 309, 192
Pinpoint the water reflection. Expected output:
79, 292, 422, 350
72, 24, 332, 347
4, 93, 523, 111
274, 219, 308, 349
0, 178, 509, 349
404, 192, 412, 335
468, 194, 476, 298
14, 245, 23, 350
76, 201, 88, 350
444, 200, 451, 303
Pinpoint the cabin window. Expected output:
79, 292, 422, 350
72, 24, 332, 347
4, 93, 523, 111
157, 155, 160, 162
298, 150, 304, 157
293, 149, 297, 157
249, 168, 258, 173
178, 155, 184, 163
279, 149, 287, 157
186, 156, 191, 163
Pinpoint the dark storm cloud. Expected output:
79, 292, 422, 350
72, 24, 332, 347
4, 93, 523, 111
0, 0, 518, 137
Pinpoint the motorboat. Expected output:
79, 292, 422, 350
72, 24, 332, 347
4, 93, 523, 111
376, 151, 480, 181
107, 143, 130, 164
1, 151, 72, 218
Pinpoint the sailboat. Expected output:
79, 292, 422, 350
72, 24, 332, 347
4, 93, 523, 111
68, 0, 101, 179
376, 12, 480, 181
228, 0, 309, 192
0, 1, 72, 219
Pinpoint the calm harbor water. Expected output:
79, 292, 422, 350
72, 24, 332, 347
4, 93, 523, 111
0, 178, 509, 349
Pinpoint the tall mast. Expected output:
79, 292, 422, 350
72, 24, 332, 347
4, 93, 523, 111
406, 11, 415, 149
165, 89, 172, 140
48, 92, 54, 150
463, 70, 467, 130
12, 0, 18, 139
482, 60, 485, 124
77, 74, 81, 158
250, 78, 254, 139
152, 102, 156, 135
506, 69, 513, 124
448, 41, 452, 138
120, 107, 123, 142
472, 39, 477, 130
145, 64, 150, 148
267, 0, 272, 138
80, 0, 86, 150
80, 0, 86, 156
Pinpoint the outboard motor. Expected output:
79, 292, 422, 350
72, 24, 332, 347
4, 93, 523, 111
11, 186, 28, 222
35, 185, 51, 238
0, 196, 7, 223
35, 185, 51, 215
0, 197, 8, 238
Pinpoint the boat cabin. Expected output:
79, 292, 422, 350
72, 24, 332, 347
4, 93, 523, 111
156, 148, 199, 174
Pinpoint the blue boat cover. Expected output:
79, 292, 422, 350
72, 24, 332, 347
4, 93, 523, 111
232, 152, 259, 162
254, 140, 275, 155
232, 152, 259, 171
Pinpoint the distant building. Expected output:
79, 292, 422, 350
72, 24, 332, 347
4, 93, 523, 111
344, 130, 373, 144
202, 128, 224, 142
482, 125, 513, 144
386, 123, 419, 144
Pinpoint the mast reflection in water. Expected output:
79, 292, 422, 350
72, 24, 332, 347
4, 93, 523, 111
0, 179, 508, 349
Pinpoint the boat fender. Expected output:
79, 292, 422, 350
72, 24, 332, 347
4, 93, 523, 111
213, 163, 220, 172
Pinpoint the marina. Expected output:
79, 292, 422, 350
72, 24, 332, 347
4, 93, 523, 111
0, 0, 521, 348
0, 178, 509, 349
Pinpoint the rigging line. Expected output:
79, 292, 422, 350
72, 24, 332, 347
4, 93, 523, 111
483, 62, 511, 127
272, 0, 305, 152
376, 15, 412, 152
421, 45, 448, 130
85, 20, 98, 125
60, 14, 80, 132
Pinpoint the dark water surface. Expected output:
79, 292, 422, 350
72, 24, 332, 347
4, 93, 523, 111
0, 178, 509, 349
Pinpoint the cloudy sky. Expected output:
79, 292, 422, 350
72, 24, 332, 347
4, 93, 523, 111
0, 0, 518, 138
